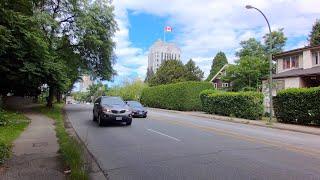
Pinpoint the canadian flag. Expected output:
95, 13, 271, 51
165, 26, 172, 32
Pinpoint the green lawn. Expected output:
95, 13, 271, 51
35, 104, 88, 180
0, 110, 30, 164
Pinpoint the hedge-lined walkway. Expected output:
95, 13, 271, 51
148, 108, 320, 136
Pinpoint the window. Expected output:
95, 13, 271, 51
213, 83, 217, 89
291, 56, 299, 68
222, 83, 229, 88
283, 56, 299, 69
312, 51, 319, 65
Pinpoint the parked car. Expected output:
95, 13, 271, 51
93, 96, 132, 126
126, 101, 147, 118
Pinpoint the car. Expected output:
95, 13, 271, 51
92, 96, 133, 126
126, 101, 147, 118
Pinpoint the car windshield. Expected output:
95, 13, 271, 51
101, 97, 125, 106
127, 101, 143, 108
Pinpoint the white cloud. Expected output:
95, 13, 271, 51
110, 0, 320, 84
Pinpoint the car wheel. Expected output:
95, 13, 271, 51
98, 115, 103, 127
93, 113, 97, 121
143, 115, 147, 118
126, 119, 132, 126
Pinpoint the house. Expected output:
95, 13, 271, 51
210, 64, 230, 89
262, 45, 320, 112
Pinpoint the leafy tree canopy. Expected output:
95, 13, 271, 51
206, 52, 228, 81
185, 59, 204, 81
309, 19, 320, 46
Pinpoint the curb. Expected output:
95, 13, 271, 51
62, 108, 108, 180
148, 108, 320, 136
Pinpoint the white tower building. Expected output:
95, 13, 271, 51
79, 75, 93, 92
148, 40, 181, 73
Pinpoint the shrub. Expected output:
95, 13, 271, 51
273, 87, 320, 125
0, 109, 9, 126
0, 141, 10, 164
200, 90, 264, 120
140, 81, 213, 111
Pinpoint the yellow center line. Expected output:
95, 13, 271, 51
152, 117, 320, 158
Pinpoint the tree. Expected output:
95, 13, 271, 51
145, 68, 154, 83
34, 0, 117, 107
0, 0, 50, 97
206, 52, 228, 81
185, 59, 204, 81
263, 28, 287, 54
309, 19, 320, 46
149, 60, 187, 86
236, 38, 265, 58
222, 56, 268, 91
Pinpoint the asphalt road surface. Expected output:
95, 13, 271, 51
65, 104, 320, 180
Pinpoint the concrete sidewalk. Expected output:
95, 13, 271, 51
149, 108, 320, 136
0, 112, 65, 180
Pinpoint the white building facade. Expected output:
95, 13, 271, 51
148, 40, 181, 73
79, 75, 93, 92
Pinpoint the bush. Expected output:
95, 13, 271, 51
0, 109, 9, 126
140, 81, 213, 111
274, 87, 320, 125
200, 90, 264, 120
0, 141, 10, 164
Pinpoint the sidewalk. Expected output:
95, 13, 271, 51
0, 112, 65, 180
149, 108, 320, 136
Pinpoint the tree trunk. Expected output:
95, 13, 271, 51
47, 86, 55, 108
56, 91, 62, 103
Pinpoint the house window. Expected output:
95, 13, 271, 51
312, 51, 319, 65
213, 83, 217, 89
222, 83, 229, 88
283, 56, 299, 69
291, 56, 299, 68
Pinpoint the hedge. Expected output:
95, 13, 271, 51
140, 81, 213, 111
274, 87, 320, 125
200, 90, 264, 120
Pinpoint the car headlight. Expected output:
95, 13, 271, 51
102, 108, 111, 113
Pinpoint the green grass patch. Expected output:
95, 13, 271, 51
35, 104, 88, 180
0, 110, 30, 164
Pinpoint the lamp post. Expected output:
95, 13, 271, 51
246, 5, 273, 123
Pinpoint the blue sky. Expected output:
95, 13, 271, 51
75, 0, 320, 90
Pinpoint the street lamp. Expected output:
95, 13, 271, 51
246, 5, 273, 123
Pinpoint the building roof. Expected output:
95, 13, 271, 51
272, 66, 320, 79
273, 45, 320, 59
149, 39, 181, 53
210, 64, 229, 82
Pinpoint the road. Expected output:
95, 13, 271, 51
65, 104, 320, 180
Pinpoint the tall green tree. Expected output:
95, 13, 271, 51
222, 56, 268, 91
185, 59, 204, 81
34, 0, 117, 107
206, 52, 228, 81
236, 38, 265, 58
263, 28, 287, 54
0, 0, 49, 97
149, 60, 187, 86
309, 19, 320, 46
145, 68, 154, 83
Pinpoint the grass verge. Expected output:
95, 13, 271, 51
0, 110, 29, 164
35, 104, 88, 180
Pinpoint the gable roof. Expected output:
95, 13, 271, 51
210, 64, 229, 82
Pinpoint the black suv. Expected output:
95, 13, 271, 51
93, 96, 132, 126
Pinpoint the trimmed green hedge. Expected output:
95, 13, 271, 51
140, 81, 213, 111
200, 90, 264, 120
274, 87, 320, 125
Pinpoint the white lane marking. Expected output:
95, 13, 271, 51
146, 128, 181, 142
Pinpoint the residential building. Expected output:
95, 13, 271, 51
210, 64, 231, 89
262, 45, 320, 112
148, 39, 181, 73
79, 75, 93, 92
